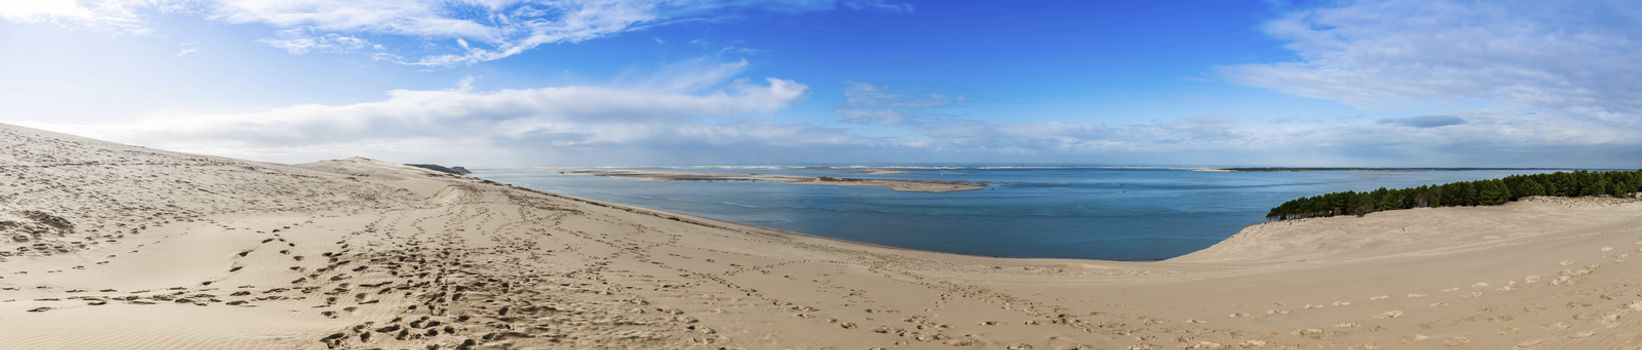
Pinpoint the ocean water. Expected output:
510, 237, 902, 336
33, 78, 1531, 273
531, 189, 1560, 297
475, 166, 1552, 261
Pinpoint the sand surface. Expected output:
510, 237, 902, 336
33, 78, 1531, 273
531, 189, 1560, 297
561, 169, 990, 192
4, 123, 1642, 349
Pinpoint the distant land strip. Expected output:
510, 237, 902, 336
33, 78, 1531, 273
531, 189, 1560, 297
560, 169, 989, 193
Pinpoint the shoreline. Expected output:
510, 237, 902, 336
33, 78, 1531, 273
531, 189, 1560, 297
8, 123, 1642, 349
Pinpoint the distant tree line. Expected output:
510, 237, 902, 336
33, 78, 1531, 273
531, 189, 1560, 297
1267, 170, 1642, 220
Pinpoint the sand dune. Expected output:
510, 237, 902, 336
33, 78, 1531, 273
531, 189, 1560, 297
4, 122, 1642, 349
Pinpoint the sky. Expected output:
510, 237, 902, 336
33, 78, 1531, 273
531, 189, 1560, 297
1, 0, 1640, 168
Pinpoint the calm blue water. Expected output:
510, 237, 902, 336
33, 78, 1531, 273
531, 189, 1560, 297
475, 166, 1553, 261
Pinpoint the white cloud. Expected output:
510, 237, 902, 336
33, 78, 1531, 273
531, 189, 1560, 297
827, 77, 1642, 167
840, 0, 914, 14
205, 1, 504, 39
1207, 0, 1642, 166
19, 60, 813, 165
261, 28, 375, 54
833, 82, 958, 125
0, 0, 162, 34
0, 1, 916, 65
907, 116, 1263, 154
827, 83, 1280, 155
1222, 0, 1642, 115
619, 58, 752, 92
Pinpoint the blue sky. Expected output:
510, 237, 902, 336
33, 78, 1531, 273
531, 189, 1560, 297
2, 1, 1639, 167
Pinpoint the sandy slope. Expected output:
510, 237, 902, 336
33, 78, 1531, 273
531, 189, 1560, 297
3, 123, 1641, 349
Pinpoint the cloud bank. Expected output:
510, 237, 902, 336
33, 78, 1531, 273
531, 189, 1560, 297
1215, 0, 1642, 166
22, 60, 822, 165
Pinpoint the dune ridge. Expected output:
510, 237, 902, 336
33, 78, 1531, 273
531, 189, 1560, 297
4, 123, 1642, 349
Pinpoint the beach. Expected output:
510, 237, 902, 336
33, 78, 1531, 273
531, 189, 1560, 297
5, 123, 1642, 349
